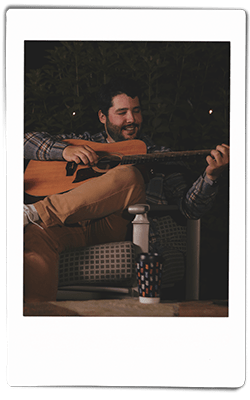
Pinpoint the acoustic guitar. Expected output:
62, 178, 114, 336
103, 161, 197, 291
24, 139, 212, 198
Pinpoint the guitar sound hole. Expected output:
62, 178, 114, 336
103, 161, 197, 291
96, 156, 121, 171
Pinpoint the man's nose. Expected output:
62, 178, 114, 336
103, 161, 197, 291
126, 110, 135, 123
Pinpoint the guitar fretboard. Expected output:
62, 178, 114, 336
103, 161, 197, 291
121, 149, 212, 165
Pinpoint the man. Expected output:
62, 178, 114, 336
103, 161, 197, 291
24, 78, 229, 302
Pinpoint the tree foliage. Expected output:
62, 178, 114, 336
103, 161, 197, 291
25, 41, 230, 149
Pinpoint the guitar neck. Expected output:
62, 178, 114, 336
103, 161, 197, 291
121, 149, 212, 165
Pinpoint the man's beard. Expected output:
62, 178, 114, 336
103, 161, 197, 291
106, 117, 141, 142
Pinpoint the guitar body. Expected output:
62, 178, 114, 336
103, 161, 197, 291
24, 139, 147, 197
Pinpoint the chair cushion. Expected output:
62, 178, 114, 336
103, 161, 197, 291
58, 216, 187, 290
150, 215, 187, 253
149, 215, 187, 286
58, 241, 136, 288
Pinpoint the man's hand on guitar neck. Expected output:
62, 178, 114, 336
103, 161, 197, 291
205, 143, 230, 181
62, 144, 99, 166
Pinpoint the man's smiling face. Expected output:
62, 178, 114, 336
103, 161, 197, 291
99, 93, 143, 142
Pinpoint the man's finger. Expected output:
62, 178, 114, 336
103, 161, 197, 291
206, 154, 216, 165
78, 147, 99, 165
210, 149, 221, 161
215, 144, 229, 156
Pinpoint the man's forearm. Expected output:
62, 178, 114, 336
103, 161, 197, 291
24, 131, 67, 161
180, 173, 219, 219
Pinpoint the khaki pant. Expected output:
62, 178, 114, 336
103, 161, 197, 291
24, 165, 146, 302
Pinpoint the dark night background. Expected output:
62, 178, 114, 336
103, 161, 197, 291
24, 41, 230, 300
25, 41, 61, 72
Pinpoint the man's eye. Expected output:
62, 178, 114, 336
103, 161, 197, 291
134, 109, 141, 113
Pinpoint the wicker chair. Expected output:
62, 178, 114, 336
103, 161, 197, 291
56, 204, 200, 301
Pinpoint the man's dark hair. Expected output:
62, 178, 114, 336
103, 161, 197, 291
97, 77, 142, 116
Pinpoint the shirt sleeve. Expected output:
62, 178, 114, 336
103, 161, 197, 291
179, 172, 219, 219
24, 131, 92, 160
160, 161, 219, 219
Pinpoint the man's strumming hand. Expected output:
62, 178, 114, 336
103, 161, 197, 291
62, 145, 99, 166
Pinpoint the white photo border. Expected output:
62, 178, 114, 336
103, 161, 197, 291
6, 8, 246, 388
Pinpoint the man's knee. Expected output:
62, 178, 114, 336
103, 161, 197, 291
111, 165, 145, 188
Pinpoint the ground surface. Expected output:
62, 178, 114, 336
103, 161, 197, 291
23, 298, 228, 317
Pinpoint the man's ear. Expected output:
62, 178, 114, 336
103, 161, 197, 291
98, 110, 106, 125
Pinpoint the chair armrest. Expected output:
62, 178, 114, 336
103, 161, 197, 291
128, 204, 150, 254
128, 204, 150, 215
